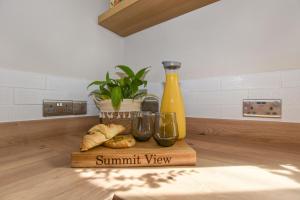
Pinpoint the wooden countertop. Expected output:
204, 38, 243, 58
1, 131, 300, 200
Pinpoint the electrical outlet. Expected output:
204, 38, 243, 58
243, 99, 282, 118
43, 100, 73, 117
73, 101, 87, 115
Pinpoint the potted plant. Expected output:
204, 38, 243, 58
88, 65, 150, 133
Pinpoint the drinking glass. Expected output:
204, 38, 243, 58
131, 111, 155, 141
154, 112, 179, 147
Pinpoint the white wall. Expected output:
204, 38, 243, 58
125, 0, 300, 82
0, 0, 123, 80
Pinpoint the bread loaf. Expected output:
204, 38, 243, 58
80, 124, 125, 151
103, 135, 136, 149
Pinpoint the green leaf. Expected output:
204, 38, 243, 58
119, 78, 125, 87
143, 80, 148, 87
111, 86, 122, 110
106, 72, 111, 84
133, 79, 143, 86
87, 81, 105, 89
89, 87, 111, 100
124, 77, 131, 85
135, 67, 150, 80
130, 84, 139, 97
116, 65, 135, 78
122, 86, 131, 98
99, 86, 111, 97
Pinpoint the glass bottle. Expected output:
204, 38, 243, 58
160, 61, 186, 139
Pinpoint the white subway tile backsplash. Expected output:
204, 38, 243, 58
14, 88, 68, 105
147, 82, 163, 96
14, 88, 38, 105
181, 77, 220, 91
281, 69, 300, 88
67, 91, 90, 102
221, 105, 243, 120
183, 91, 201, 106
197, 91, 221, 105
1, 67, 300, 123
248, 88, 282, 99
183, 90, 247, 106
0, 106, 13, 122
221, 76, 244, 90
0, 68, 46, 89
282, 105, 300, 123
242, 72, 282, 89
12, 105, 43, 121
281, 87, 300, 105
0, 87, 13, 105
220, 90, 248, 105
221, 72, 281, 90
46, 76, 88, 92
147, 83, 163, 101
87, 105, 100, 116
186, 104, 221, 118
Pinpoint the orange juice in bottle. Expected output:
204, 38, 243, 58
160, 61, 186, 139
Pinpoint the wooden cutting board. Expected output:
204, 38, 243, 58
71, 139, 196, 168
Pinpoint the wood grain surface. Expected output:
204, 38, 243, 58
1, 129, 300, 200
1, 117, 300, 199
187, 117, 300, 152
0, 116, 99, 148
99, 0, 220, 36
71, 139, 196, 168
1, 116, 300, 149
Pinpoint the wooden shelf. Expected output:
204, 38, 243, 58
98, 0, 220, 37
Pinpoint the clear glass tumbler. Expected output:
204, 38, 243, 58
131, 111, 155, 142
154, 112, 179, 147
